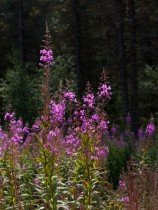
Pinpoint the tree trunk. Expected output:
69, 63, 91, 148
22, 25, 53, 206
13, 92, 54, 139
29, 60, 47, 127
116, 0, 129, 122
19, 0, 24, 62
128, 0, 139, 135
71, 0, 82, 93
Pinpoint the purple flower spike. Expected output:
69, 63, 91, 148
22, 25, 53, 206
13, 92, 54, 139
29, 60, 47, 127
40, 48, 53, 66
64, 91, 77, 103
83, 93, 95, 108
23, 127, 29, 135
98, 83, 112, 100
50, 100, 65, 123
4, 112, 15, 121
146, 122, 155, 137
91, 114, 100, 123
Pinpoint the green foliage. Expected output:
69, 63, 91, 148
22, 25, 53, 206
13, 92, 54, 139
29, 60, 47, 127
139, 65, 158, 120
0, 50, 42, 124
50, 55, 77, 93
107, 136, 133, 189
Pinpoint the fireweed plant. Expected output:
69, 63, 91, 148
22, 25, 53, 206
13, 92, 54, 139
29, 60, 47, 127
0, 28, 157, 210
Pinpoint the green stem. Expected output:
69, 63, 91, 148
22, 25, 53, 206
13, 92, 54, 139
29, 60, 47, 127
42, 146, 57, 209
84, 138, 92, 209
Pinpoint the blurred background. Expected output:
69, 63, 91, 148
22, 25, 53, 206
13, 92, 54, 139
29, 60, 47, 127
0, 0, 158, 132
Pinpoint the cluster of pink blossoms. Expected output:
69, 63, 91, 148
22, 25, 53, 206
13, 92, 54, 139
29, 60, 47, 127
98, 83, 112, 100
136, 120, 156, 140
119, 179, 126, 189
83, 93, 95, 108
40, 49, 53, 66
64, 91, 77, 103
4, 112, 29, 144
49, 100, 65, 123
94, 146, 109, 160
47, 128, 60, 141
119, 196, 129, 203
0, 112, 30, 158
64, 133, 80, 155
145, 121, 155, 137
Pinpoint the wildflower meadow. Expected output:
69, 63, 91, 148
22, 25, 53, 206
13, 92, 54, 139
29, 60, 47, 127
0, 28, 158, 210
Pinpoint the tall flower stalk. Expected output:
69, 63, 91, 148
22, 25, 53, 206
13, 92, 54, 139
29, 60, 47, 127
37, 25, 63, 209
40, 22, 53, 118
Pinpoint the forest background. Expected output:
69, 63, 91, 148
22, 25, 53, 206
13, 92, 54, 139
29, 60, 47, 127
0, 0, 158, 134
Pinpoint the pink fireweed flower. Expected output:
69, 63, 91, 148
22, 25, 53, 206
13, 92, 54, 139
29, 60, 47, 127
0, 128, 7, 140
64, 133, 80, 155
4, 112, 15, 121
98, 83, 112, 100
93, 146, 109, 160
83, 93, 95, 108
22, 127, 29, 134
9, 119, 27, 144
91, 114, 100, 123
119, 196, 129, 203
79, 109, 86, 121
64, 91, 77, 103
47, 128, 60, 141
32, 119, 41, 133
4, 114, 30, 145
119, 179, 126, 189
50, 100, 65, 123
97, 120, 109, 132
74, 109, 86, 122
45, 128, 63, 155
10, 119, 23, 132
40, 49, 53, 66
32, 124, 40, 133
11, 133, 23, 144
145, 122, 155, 137
81, 119, 93, 133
